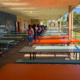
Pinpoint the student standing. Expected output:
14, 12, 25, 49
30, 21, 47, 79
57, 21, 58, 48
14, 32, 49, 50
34, 26, 38, 39
27, 25, 34, 45
37, 25, 42, 36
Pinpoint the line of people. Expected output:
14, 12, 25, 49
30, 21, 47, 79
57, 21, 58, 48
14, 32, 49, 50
27, 24, 47, 45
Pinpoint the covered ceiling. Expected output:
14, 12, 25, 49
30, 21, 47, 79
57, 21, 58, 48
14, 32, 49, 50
0, 0, 80, 20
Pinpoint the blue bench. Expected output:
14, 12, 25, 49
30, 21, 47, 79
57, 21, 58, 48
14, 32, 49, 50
9, 42, 18, 46
16, 59, 80, 64
0, 48, 8, 51
0, 48, 8, 56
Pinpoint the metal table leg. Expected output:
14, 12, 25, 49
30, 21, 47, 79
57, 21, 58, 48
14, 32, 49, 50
79, 53, 80, 60
34, 53, 36, 59
33, 52, 36, 59
69, 53, 71, 60
30, 53, 32, 59
33, 52, 35, 59
73, 53, 75, 60
7, 43, 9, 52
76, 52, 77, 60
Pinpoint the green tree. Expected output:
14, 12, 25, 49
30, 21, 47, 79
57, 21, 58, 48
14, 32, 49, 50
62, 16, 66, 21
58, 21, 60, 25
49, 21, 54, 26
67, 12, 80, 25
67, 13, 69, 22
42, 20, 48, 25
73, 12, 78, 25
76, 14, 80, 25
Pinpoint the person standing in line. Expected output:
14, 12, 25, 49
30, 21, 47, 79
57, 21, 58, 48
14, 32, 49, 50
9, 26, 13, 34
34, 25, 38, 39
37, 25, 42, 36
27, 25, 34, 45
40, 25, 44, 34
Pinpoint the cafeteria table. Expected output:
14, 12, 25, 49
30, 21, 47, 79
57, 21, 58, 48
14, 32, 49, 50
5, 34, 28, 37
45, 31, 63, 32
5, 34, 28, 40
31, 39, 80, 45
12, 32, 26, 34
0, 36, 24, 41
41, 33, 68, 36
0, 40, 14, 44
46, 29, 56, 31
19, 46, 80, 59
42, 31, 63, 34
1, 64, 80, 80
0, 40, 14, 49
36, 35, 69, 39
43, 31, 63, 33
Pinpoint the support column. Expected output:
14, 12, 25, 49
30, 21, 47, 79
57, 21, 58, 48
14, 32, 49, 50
55, 20, 57, 31
68, 6, 72, 39
57, 20, 58, 31
56, 20, 58, 31
60, 18, 61, 32
54, 20, 56, 29
71, 10, 73, 39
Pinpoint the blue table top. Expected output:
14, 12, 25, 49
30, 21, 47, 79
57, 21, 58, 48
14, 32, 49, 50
41, 33, 68, 36
35, 46, 76, 49
45, 31, 63, 33
19, 46, 80, 53
0, 40, 14, 43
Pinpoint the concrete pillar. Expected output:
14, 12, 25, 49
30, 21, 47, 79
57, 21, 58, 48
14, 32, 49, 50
71, 10, 73, 39
68, 6, 72, 39
60, 18, 61, 32
56, 20, 58, 31
57, 20, 58, 31
55, 20, 57, 30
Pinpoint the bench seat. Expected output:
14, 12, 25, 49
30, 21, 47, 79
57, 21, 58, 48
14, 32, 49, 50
0, 48, 8, 51
16, 59, 80, 64
9, 43, 18, 46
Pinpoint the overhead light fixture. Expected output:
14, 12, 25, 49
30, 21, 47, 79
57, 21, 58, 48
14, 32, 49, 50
29, 11, 32, 13
22, 11, 39, 13
0, 0, 19, 1
10, 7, 36, 10
22, 11, 33, 13
1, 2, 28, 6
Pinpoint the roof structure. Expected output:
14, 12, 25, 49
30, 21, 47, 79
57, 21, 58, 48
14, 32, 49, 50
0, 0, 80, 20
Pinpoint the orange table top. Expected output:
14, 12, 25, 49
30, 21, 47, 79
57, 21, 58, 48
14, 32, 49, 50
64, 35, 69, 38
31, 39, 80, 44
70, 39, 80, 42
36, 35, 69, 39
0, 64, 80, 80
32, 39, 69, 44
40, 39, 70, 43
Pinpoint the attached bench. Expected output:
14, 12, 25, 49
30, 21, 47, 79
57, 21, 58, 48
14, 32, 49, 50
9, 42, 18, 46
0, 48, 8, 56
0, 52, 2, 56
16, 59, 80, 64
0, 51, 8, 57
0, 48, 8, 51
8, 41, 19, 47
0, 52, 2, 57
